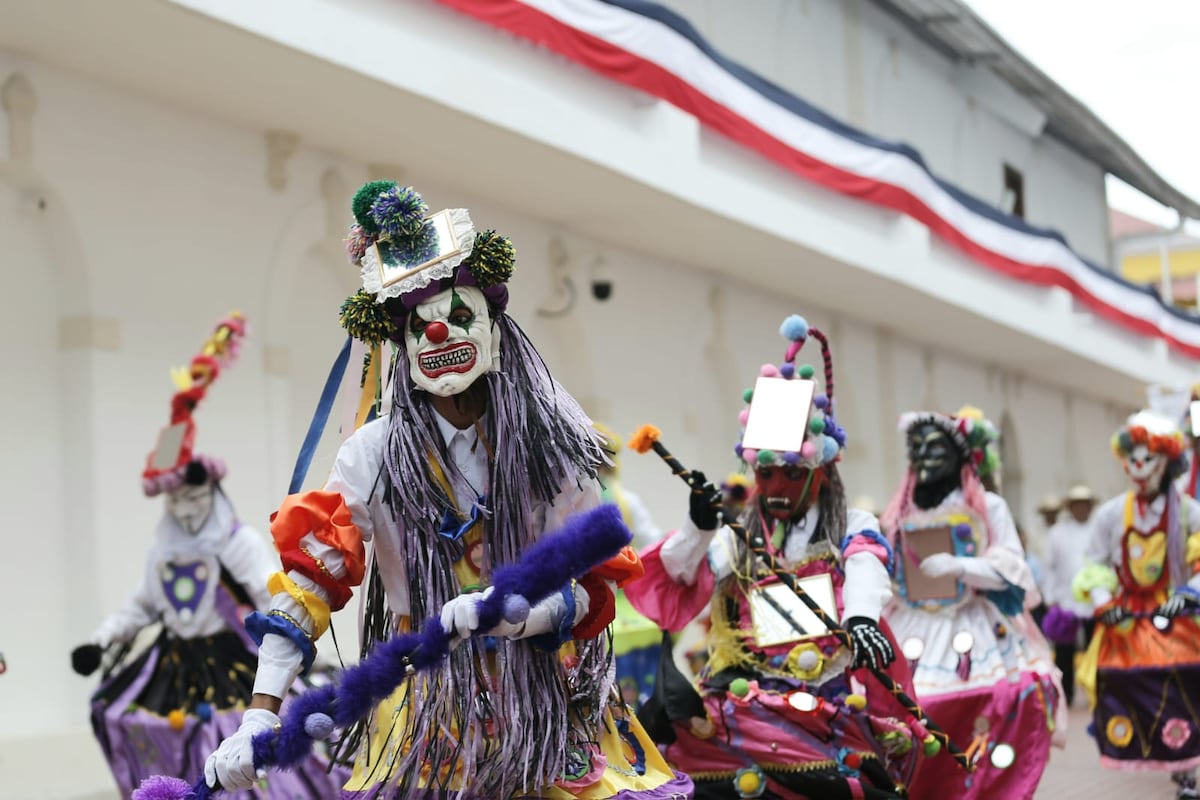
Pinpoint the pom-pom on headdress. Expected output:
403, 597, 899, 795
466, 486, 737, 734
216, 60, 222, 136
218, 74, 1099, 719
340, 181, 517, 344
733, 314, 847, 470
142, 313, 246, 496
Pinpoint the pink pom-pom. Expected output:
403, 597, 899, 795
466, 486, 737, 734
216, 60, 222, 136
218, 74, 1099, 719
742, 448, 758, 464
131, 775, 193, 800
800, 441, 817, 459
759, 364, 779, 378
738, 409, 750, 426
345, 224, 374, 264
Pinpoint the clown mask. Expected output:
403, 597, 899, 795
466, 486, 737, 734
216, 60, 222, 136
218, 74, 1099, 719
405, 286, 500, 397
755, 464, 823, 521
166, 482, 214, 535
1124, 443, 1167, 498
907, 423, 962, 487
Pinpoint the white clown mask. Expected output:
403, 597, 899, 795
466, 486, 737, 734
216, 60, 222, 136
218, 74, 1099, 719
405, 286, 500, 397
166, 482, 215, 534
1124, 442, 1168, 497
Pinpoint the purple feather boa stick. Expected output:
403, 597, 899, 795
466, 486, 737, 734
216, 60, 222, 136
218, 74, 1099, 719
132, 503, 631, 800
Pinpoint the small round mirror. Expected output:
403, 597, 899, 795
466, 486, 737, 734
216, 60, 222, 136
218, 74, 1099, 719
990, 743, 1015, 769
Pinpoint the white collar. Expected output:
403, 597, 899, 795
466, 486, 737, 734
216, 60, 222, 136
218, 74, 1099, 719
432, 410, 484, 448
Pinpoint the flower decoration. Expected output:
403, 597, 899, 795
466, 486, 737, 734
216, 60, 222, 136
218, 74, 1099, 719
1106, 715, 1134, 748
1163, 717, 1192, 750
785, 642, 825, 681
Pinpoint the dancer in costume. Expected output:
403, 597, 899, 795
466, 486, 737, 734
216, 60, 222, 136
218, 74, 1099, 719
880, 409, 1059, 799
71, 314, 344, 799
1073, 411, 1200, 798
595, 423, 667, 708
627, 316, 919, 800
204, 182, 690, 799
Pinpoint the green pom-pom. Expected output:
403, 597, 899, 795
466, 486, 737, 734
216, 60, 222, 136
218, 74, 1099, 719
729, 678, 750, 698
351, 180, 397, 233
922, 735, 942, 757
756, 449, 775, 465
462, 230, 515, 288
809, 417, 825, 434
339, 291, 396, 344
742, 388, 754, 403
799, 364, 815, 379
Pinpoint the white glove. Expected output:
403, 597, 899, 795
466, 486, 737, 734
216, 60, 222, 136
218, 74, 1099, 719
919, 553, 964, 579
440, 590, 489, 639
204, 708, 279, 790
439, 586, 591, 640
1089, 587, 1113, 608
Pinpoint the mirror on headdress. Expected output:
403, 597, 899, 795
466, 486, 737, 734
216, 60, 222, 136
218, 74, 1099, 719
372, 209, 469, 290
741, 377, 815, 453
150, 422, 189, 471
1190, 400, 1200, 437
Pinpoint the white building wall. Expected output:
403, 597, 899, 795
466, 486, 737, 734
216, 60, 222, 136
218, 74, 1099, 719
651, 0, 1112, 265
0, 40, 1135, 799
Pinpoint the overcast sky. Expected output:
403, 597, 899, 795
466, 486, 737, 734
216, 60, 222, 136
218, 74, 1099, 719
962, 0, 1200, 227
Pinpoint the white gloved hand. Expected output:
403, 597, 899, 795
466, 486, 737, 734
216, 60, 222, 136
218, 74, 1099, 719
1089, 587, 1114, 608
439, 589, 490, 639
919, 553, 965, 579
204, 707, 279, 790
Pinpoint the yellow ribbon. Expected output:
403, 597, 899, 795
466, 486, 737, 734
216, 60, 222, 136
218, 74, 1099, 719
268, 571, 332, 639
354, 343, 381, 430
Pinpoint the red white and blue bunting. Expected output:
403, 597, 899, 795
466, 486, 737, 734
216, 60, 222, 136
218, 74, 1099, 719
435, 0, 1200, 359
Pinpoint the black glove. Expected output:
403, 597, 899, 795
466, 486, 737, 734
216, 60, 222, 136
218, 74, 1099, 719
1155, 592, 1200, 621
1099, 606, 1131, 627
686, 470, 722, 530
71, 643, 103, 677
845, 616, 895, 671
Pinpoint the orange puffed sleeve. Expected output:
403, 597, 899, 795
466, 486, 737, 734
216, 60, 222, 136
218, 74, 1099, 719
590, 545, 644, 588
270, 490, 367, 588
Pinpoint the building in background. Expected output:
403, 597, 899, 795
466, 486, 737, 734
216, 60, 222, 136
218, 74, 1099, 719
3, 1, 1200, 797
1112, 208, 1200, 310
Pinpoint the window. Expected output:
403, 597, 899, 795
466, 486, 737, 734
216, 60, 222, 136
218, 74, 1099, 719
1001, 164, 1025, 219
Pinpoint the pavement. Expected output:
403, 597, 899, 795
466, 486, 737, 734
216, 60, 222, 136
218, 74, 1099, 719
1034, 703, 1184, 799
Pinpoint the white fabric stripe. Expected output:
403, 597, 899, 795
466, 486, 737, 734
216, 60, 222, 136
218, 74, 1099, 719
516, 0, 1200, 348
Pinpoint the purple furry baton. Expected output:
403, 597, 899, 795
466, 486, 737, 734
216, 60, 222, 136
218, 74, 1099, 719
133, 503, 632, 800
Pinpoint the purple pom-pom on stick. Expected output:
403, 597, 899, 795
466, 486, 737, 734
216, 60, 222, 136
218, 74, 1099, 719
303, 712, 335, 741
130, 775, 194, 800
503, 594, 531, 624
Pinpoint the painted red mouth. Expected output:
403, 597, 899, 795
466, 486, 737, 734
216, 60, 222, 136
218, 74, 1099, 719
418, 343, 477, 377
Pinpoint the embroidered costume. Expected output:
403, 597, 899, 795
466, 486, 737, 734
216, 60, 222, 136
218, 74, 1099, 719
879, 410, 1059, 800
204, 183, 690, 799
627, 316, 918, 800
1073, 411, 1200, 798
71, 314, 343, 799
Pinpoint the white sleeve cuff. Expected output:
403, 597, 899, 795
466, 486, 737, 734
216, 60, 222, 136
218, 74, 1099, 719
253, 632, 305, 699
658, 518, 718, 585
840, 552, 892, 622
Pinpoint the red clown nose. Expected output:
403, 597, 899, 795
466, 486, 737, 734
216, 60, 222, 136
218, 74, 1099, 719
425, 321, 449, 344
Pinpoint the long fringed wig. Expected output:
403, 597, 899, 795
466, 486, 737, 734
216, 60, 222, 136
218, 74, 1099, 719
340, 181, 610, 798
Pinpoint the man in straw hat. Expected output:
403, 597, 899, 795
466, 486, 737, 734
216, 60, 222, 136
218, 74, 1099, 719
1041, 484, 1097, 706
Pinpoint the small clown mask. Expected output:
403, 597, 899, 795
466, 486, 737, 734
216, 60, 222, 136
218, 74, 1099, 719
166, 482, 215, 534
405, 286, 500, 397
907, 423, 961, 487
755, 463, 823, 521
1124, 443, 1167, 498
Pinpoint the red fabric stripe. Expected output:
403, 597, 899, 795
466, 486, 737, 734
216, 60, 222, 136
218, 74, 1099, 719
435, 0, 1200, 359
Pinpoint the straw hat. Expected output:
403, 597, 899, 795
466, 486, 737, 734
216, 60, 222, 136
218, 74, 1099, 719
1065, 485, 1095, 503
1036, 494, 1061, 513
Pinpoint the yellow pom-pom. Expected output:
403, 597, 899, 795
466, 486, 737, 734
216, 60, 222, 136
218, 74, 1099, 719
844, 693, 867, 711
628, 424, 661, 454
167, 709, 187, 731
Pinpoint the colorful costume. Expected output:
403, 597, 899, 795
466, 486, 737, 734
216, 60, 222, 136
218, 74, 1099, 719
1074, 411, 1200, 797
880, 410, 1059, 800
71, 315, 343, 799
204, 183, 690, 799
628, 316, 919, 800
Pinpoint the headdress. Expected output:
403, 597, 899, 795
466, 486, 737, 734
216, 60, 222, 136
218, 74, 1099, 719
141, 313, 247, 496
733, 315, 847, 470
897, 409, 993, 472
1110, 410, 1186, 466
338, 181, 516, 346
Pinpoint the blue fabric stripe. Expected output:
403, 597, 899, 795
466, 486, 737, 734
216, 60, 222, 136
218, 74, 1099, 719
591, 0, 1193, 323
288, 336, 353, 495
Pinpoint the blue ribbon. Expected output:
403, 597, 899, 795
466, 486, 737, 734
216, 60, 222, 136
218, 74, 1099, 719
288, 336, 352, 495
438, 495, 488, 541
